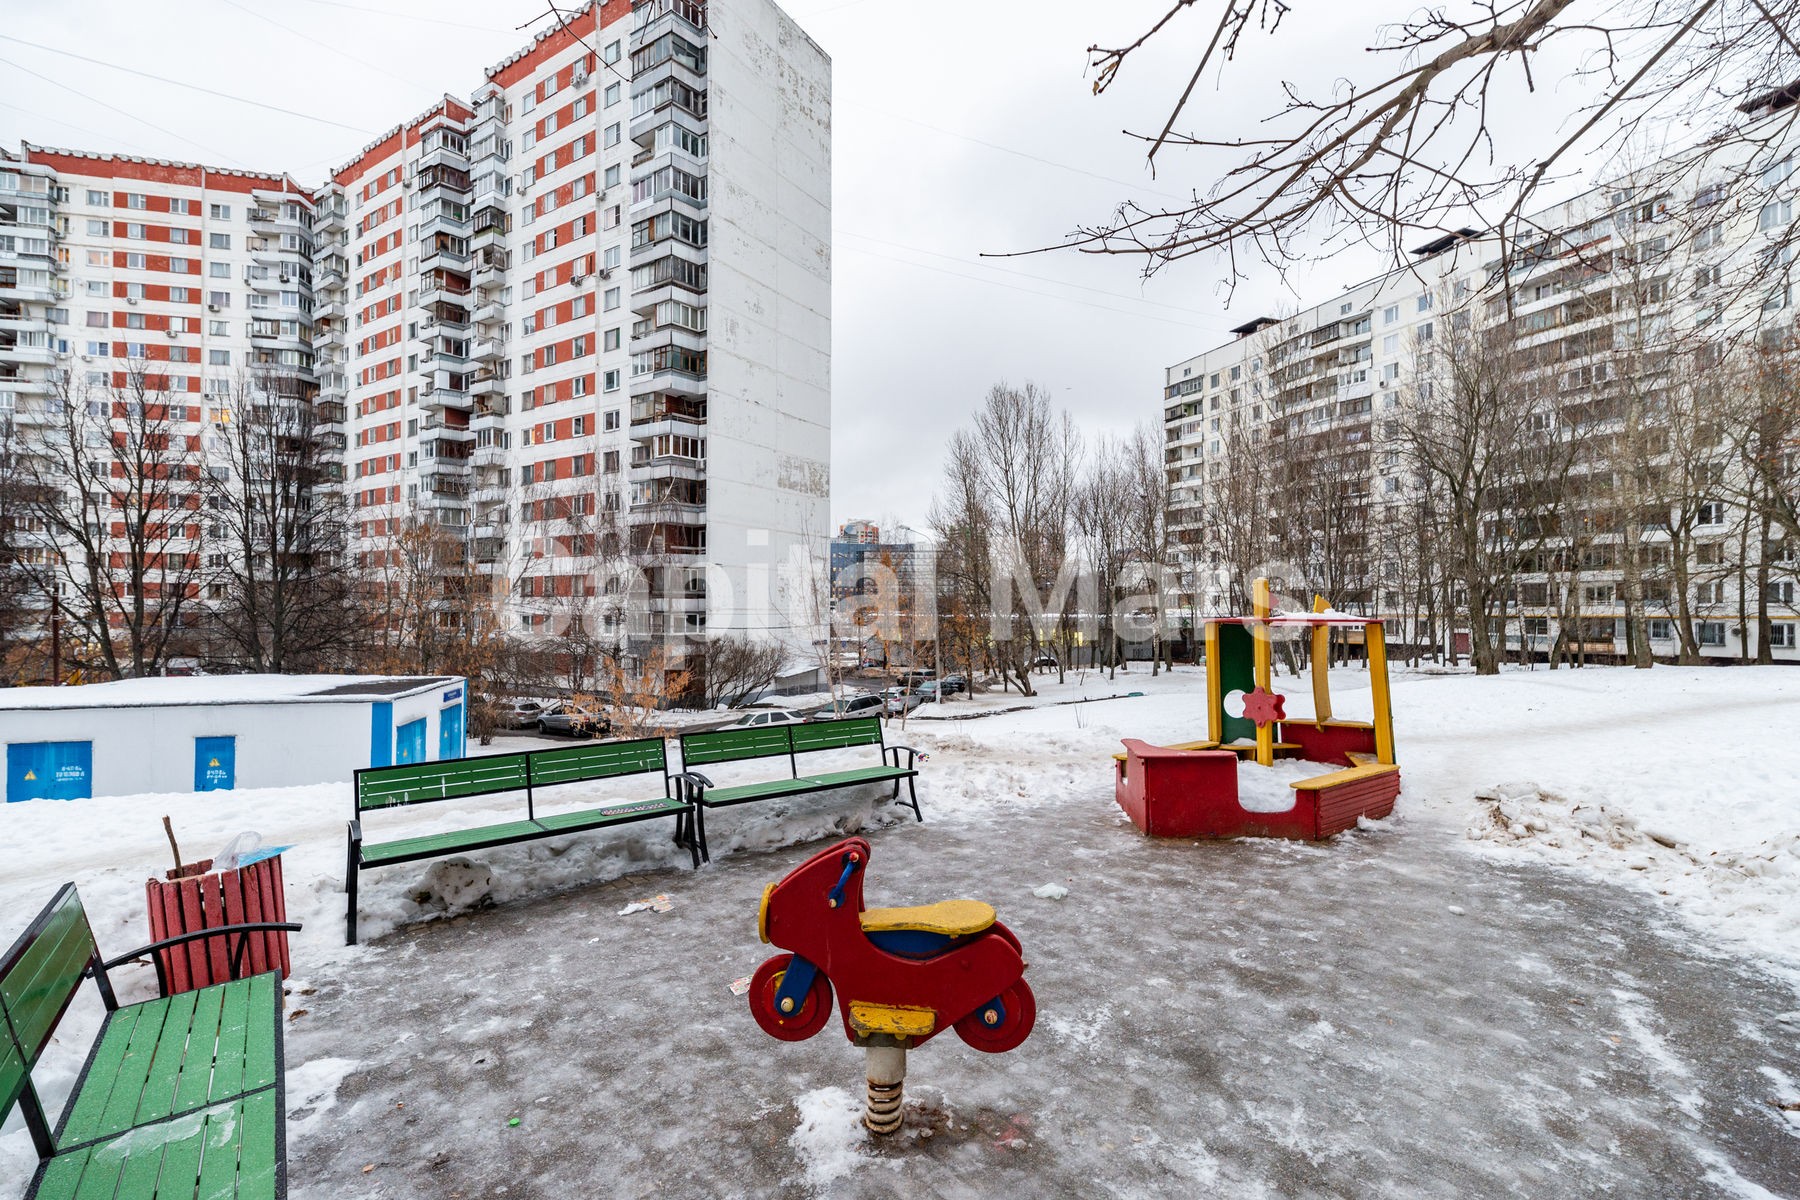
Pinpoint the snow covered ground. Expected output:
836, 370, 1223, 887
2, 663, 1797, 1196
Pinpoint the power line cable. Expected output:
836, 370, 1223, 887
278, 0, 521, 33
215, 0, 444, 95
0, 35, 379, 135
0, 98, 158, 158
838, 240, 1228, 334
0, 56, 247, 167
838, 99, 1187, 202
836, 227, 1226, 321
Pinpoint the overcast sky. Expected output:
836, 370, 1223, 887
1, 0, 1607, 536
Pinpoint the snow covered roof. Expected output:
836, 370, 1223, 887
0, 675, 459, 711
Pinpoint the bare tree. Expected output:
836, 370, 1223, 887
1400, 297, 1578, 673
932, 382, 1084, 696
697, 632, 786, 708
0, 411, 37, 675
17, 362, 207, 679
201, 372, 354, 671
1053, 0, 1799, 307
1075, 434, 1134, 674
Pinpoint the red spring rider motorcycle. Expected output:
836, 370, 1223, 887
748, 837, 1035, 1052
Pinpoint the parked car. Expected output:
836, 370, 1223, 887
883, 688, 926, 716
537, 703, 611, 738
939, 674, 968, 695
809, 693, 885, 720
1029, 654, 1059, 670
896, 668, 935, 687
499, 699, 547, 729
721, 708, 807, 730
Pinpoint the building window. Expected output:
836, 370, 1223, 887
87, 219, 109, 236
1698, 621, 1728, 647
1771, 623, 1796, 649
210, 232, 230, 249
603, 369, 620, 391
1417, 293, 1433, 312
210, 203, 231, 219
209, 349, 231, 365
1697, 500, 1726, 526
604, 328, 620, 351
605, 83, 621, 107
604, 287, 620, 310
86, 189, 108, 206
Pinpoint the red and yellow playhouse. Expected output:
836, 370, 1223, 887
1115, 578, 1400, 840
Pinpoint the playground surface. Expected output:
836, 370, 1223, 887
4, 665, 1799, 1197
279, 792, 1798, 1198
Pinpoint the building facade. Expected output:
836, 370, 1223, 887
1163, 141, 1799, 663
3, 0, 831, 679
315, 0, 830, 665
1, 147, 319, 667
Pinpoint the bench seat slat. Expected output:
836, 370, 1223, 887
360, 818, 547, 867
534, 797, 685, 832
59, 975, 278, 1147
32, 1089, 279, 1200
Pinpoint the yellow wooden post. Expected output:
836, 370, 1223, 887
1204, 620, 1222, 745
1367, 621, 1397, 765
1252, 577, 1274, 767
1310, 594, 1332, 728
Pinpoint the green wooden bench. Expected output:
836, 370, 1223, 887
347, 737, 693, 943
677, 717, 922, 863
3, 884, 300, 1199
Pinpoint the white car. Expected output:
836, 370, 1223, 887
721, 708, 807, 730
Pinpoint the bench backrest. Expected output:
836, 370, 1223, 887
681, 724, 796, 767
790, 717, 884, 755
682, 717, 885, 771
1, 884, 97, 1117
356, 753, 532, 812
356, 738, 673, 814
526, 737, 667, 790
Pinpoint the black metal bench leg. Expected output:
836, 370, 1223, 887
345, 844, 359, 947
906, 775, 923, 822
695, 803, 711, 863
678, 810, 700, 869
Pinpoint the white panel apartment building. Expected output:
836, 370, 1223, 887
0, 147, 317, 653
311, 0, 831, 670
1163, 123, 1799, 663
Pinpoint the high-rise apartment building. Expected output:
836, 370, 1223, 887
316, 0, 831, 665
4, 0, 831, 678
1162, 134, 1799, 663
1, 147, 320, 667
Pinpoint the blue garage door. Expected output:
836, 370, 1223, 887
194, 736, 236, 792
7, 742, 94, 803
396, 718, 427, 765
438, 703, 465, 761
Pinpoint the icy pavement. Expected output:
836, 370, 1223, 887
285, 792, 1800, 1199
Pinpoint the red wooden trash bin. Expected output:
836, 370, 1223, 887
144, 854, 292, 994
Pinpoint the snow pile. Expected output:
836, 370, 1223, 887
788, 1087, 897, 1191
284, 1056, 361, 1138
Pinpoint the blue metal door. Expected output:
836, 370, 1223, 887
7, 741, 94, 803
396, 718, 427, 765
194, 736, 236, 791
369, 701, 394, 767
438, 703, 465, 761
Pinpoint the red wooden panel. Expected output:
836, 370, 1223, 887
220, 869, 254, 978
1307, 773, 1402, 837
179, 877, 209, 991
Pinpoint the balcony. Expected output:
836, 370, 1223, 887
632, 0, 707, 47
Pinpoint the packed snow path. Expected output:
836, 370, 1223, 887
286, 801, 1799, 1198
